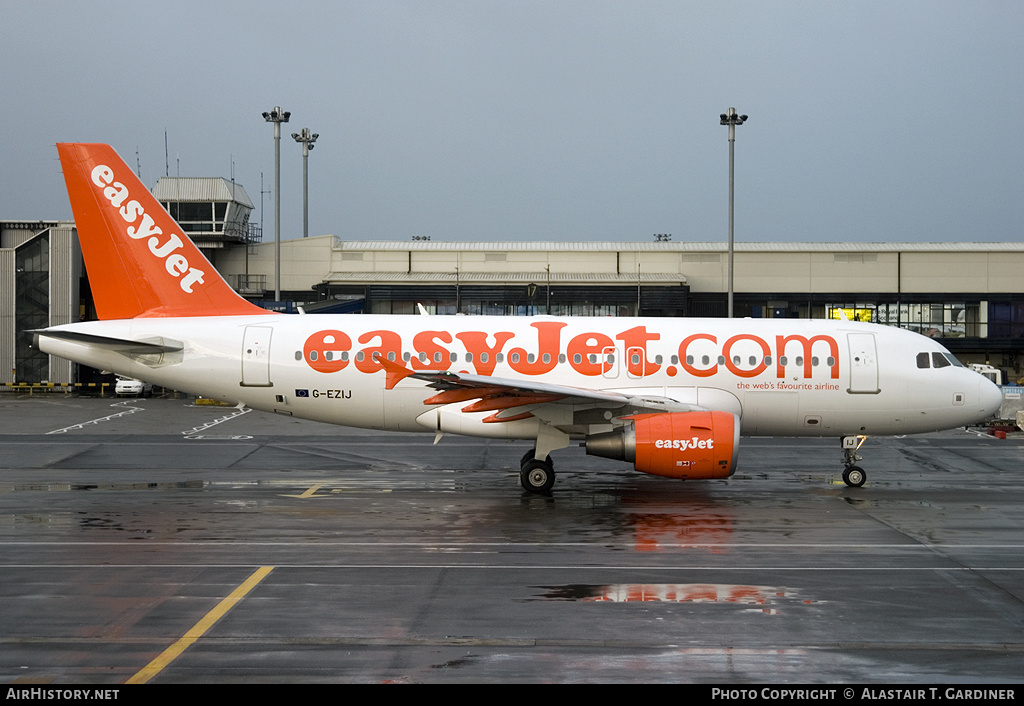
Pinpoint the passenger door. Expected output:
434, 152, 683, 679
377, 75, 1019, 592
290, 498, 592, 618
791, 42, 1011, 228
241, 325, 273, 387
847, 333, 879, 394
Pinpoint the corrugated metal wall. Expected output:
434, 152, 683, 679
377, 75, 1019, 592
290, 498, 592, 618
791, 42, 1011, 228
0, 248, 14, 383
47, 226, 78, 383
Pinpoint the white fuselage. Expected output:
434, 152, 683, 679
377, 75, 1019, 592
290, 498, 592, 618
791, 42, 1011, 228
39, 314, 1002, 440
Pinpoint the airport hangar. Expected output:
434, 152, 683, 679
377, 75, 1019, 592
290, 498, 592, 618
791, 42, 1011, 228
2, 175, 1023, 387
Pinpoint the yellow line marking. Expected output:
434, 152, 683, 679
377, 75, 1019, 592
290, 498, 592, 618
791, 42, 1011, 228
282, 483, 325, 498
125, 566, 273, 684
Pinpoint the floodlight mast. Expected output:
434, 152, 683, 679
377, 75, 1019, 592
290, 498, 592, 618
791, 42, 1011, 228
720, 107, 747, 319
262, 106, 290, 303
292, 128, 319, 239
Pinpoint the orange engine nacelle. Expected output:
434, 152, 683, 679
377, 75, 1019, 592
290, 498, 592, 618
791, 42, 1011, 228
585, 411, 740, 479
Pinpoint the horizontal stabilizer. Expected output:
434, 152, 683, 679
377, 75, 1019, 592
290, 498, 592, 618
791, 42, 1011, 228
33, 329, 183, 353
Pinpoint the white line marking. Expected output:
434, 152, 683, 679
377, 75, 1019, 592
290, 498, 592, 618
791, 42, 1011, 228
46, 400, 145, 434
0, 563, 1021, 571
181, 407, 252, 437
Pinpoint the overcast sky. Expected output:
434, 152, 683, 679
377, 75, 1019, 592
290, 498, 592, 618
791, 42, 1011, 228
2, 1, 1022, 244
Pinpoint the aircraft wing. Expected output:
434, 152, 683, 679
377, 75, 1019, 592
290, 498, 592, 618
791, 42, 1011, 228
380, 358, 700, 421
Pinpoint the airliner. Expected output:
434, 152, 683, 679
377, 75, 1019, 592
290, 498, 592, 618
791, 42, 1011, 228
34, 143, 1003, 493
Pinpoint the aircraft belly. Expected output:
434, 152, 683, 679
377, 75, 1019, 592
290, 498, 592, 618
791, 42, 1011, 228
279, 371, 385, 429
415, 404, 540, 440
383, 386, 435, 431
741, 391, 800, 435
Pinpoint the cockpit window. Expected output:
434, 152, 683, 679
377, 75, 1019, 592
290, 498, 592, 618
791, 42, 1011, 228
920, 351, 965, 369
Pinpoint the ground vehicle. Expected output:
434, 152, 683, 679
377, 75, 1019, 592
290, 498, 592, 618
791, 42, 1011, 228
115, 376, 153, 397
969, 364, 1003, 385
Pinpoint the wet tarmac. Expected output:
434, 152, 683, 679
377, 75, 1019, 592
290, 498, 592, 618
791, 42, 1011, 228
1, 394, 1022, 683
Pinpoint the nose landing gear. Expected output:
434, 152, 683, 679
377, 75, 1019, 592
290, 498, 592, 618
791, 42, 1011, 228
841, 435, 868, 487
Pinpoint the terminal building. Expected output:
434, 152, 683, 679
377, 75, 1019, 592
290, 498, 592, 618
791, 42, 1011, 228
3, 178, 1022, 387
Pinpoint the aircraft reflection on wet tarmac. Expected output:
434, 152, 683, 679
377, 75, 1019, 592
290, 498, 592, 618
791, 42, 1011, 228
535, 583, 809, 613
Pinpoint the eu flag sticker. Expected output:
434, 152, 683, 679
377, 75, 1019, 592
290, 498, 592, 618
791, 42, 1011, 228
295, 389, 310, 397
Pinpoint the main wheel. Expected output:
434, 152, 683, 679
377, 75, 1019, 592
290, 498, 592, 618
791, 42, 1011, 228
843, 465, 866, 487
520, 459, 556, 494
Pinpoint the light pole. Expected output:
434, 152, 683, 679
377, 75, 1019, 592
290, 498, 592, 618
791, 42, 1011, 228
291, 127, 318, 238
720, 107, 747, 319
262, 106, 290, 302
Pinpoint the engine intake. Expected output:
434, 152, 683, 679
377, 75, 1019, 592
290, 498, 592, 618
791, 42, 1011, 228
586, 411, 739, 479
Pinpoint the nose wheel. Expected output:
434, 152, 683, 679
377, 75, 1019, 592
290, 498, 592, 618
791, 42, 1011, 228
842, 465, 866, 487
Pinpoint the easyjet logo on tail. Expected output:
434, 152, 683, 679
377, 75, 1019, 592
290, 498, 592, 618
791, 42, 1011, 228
90, 165, 206, 294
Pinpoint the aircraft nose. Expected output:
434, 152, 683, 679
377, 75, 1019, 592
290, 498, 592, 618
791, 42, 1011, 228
979, 377, 1003, 420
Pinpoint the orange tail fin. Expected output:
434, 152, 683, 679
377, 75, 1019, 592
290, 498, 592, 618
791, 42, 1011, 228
57, 143, 274, 319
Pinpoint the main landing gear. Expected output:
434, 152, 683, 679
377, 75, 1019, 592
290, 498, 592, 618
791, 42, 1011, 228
520, 449, 555, 494
841, 435, 867, 487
